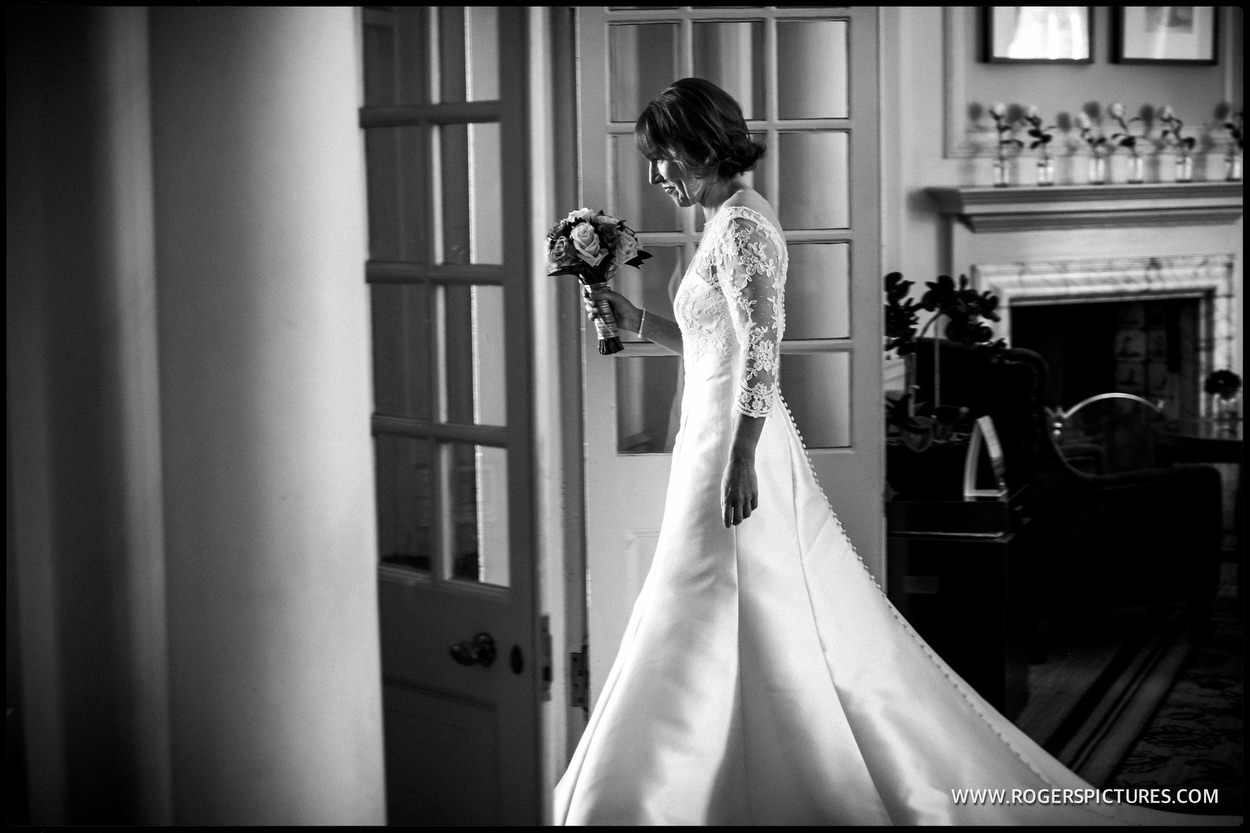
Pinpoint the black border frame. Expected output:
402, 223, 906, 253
1112, 6, 1219, 65
982, 7, 1094, 64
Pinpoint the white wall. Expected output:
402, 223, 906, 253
148, 7, 384, 825
8, 6, 386, 825
881, 7, 1243, 389
8, 8, 170, 822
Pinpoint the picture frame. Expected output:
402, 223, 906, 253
982, 7, 1093, 64
1112, 6, 1218, 65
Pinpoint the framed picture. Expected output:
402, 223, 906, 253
1113, 7, 1218, 64
982, 7, 1093, 63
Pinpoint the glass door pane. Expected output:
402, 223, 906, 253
372, 283, 432, 418
365, 127, 428, 262
435, 124, 504, 265
616, 356, 683, 453
612, 135, 681, 233
376, 436, 434, 573
693, 20, 765, 119
616, 246, 684, 343
437, 284, 507, 426
784, 242, 850, 340
777, 20, 849, 119
782, 352, 851, 448
432, 6, 501, 104
609, 23, 679, 122
463, 7, 500, 102
447, 443, 510, 586
775, 131, 850, 230
362, 6, 431, 108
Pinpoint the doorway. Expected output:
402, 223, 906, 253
360, 6, 542, 825
574, 6, 884, 708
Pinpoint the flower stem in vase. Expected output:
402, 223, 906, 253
1212, 394, 1240, 434
1175, 152, 1193, 183
1036, 152, 1055, 186
1087, 153, 1107, 185
1226, 149, 1243, 182
993, 149, 1010, 188
1126, 152, 1144, 184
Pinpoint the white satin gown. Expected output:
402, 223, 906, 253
553, 204, 1239, 826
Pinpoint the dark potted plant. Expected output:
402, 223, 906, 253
1204, 368, 1242, 428
884, 271, 1007, 499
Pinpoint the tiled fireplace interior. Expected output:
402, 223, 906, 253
976, 254, 1236, 419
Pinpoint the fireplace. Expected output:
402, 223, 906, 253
976, 255, 1235, 420
925, 183, 1243, 422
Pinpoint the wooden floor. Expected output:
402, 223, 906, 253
1016, 553, 1241, 787
1014, 602, 1202, 786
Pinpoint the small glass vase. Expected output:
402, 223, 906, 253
993, 149, 1011, 188
1087, 153, 1107, 185
1212, 394, 1241, 436
1175, 152, 1194, 183
1036, 153, 1055, 186
1226, 149, 1243, 182
1126, 152, 1144, 184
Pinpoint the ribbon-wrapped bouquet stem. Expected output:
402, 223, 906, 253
547, 208, 652, 355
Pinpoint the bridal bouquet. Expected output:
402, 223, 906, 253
547, 208, 652, 354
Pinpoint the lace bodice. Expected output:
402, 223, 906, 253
674, 205, 788, 418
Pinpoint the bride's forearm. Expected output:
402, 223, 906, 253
729, 412, 766, 463
636, 309, 683, 355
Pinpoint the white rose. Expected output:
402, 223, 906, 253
989, 102, 1006, 118
613, 232, 638, 265
570, 222, 606, 266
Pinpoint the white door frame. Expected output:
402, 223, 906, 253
526, 6, 591, 811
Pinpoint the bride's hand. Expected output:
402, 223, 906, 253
722, 457, 759, 527
584, 286, 642, 334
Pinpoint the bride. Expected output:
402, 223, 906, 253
553, 77, 1238, 826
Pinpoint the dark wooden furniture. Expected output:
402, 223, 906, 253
887, 489, 1032, 719
890, 340, 1224, 666
1155, 417, 1243, 601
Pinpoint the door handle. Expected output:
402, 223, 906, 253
449, 632, 496, 667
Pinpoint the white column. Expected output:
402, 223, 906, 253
8, 6, 171, 824
149, 7, 385, 825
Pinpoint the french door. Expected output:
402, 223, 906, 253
575, 6, 883, 705
360, 6, 541, 825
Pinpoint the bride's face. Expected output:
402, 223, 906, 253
648, 158, 706, 207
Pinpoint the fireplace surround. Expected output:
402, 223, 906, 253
925, 183, 1243, 419
976, 254, 1233, 418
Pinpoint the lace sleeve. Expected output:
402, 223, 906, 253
716, 213, 787, 418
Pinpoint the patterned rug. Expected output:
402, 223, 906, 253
1104, 586, 1243, 817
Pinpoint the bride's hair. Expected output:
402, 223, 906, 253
635, 77, 766, 180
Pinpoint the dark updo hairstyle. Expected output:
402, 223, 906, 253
635, 77, 766, 180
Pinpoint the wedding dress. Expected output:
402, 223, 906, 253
553, 204, 1238, 826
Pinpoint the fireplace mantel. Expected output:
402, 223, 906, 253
926, 182, 1243, 232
